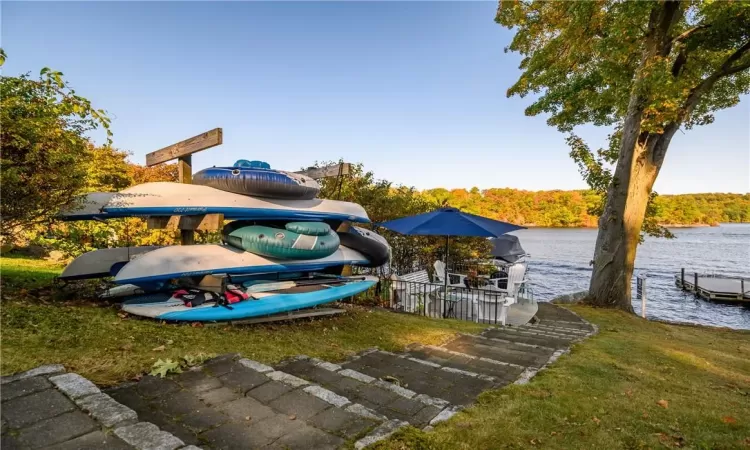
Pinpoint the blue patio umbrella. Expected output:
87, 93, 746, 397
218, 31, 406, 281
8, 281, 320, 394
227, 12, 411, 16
379, 207, 525, 288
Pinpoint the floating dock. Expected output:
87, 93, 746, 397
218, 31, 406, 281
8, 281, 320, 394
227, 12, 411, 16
675, 269, 750, 303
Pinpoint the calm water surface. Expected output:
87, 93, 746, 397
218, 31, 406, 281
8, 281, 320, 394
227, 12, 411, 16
514, 224, 750, 330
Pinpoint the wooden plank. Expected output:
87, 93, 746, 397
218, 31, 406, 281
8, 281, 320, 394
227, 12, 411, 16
146, 128, 223, 166
202, 308, 346, 326
147, 214, 223, 231
178, 155, 192, 184
146, 217, 171, 229
296, 163, 351, 180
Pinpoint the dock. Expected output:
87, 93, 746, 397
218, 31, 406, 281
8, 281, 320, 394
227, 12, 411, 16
675, 269, 750, 303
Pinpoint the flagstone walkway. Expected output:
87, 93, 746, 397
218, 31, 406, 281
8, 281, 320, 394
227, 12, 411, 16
1, 303, 596, 449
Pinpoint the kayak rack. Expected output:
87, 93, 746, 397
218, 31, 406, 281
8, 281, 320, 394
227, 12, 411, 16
201, 307, 346, 326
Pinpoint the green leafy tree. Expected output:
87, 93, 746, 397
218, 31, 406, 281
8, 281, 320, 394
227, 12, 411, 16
1, 57, 112, 241
496, 1, 750, 311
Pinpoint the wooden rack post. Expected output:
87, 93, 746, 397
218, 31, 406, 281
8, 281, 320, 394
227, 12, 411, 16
145, 129, 223, 245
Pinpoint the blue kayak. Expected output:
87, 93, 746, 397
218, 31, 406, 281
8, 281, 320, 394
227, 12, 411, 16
120, 277, 377, 322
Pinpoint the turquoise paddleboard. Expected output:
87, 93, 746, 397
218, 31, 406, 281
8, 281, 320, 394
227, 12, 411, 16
120, 276, 377, 322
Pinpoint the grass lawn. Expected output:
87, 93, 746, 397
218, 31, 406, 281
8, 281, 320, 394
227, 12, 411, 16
376, 307, 750, 449
0, 256, 484, 385
2, 256, 749, 448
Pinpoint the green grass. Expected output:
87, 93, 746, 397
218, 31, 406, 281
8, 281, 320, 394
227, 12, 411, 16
0, 256, 484, 385
0, 255, 65, 290
375, 307, 750, 449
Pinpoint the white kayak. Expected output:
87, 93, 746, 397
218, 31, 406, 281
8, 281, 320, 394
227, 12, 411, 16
60, 246, 161, 280
60, 182, 369, 223
115, 244, 371, 287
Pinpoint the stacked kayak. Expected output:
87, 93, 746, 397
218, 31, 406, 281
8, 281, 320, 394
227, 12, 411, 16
60, 160, 390, 322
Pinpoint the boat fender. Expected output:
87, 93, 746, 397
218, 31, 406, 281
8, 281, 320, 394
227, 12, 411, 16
337, 226, 391, 268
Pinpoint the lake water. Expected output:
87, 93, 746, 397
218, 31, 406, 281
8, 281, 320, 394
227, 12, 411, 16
513, 224, 750, 330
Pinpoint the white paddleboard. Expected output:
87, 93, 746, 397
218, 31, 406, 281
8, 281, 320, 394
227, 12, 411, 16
61, 246, 161, 280
115, 244, 371, 286
61, 182, 369, 223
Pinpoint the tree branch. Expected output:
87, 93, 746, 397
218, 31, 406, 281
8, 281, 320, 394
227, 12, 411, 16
671, 24, 710, 45
719, 39, 750, 75
676, 39, 750, 123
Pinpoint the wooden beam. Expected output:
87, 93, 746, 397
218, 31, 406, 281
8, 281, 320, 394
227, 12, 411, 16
147, 214, 224, 232
296, 163, 351, 180
178, 155, 192, 184
146, 128, 223, 166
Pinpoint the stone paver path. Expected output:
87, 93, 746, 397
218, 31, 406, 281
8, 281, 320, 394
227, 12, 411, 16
1, 303, 596, 449
0, 365, 192, 450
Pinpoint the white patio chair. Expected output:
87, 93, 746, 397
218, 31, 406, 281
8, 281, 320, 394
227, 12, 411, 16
433, 261, 469, 287
391, 270, 442, 316
486, 263, 527, 297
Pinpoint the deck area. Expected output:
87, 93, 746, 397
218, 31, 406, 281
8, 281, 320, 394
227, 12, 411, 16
675, 272, 750, 303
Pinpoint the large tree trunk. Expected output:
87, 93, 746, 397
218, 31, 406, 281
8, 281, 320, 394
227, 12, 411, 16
587, 131, 663, 311
585, 0, 683, 312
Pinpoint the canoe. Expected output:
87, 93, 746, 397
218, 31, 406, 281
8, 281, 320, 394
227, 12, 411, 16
114, 244, 371, 287
121, 276, 377, 321
59, 182, 369, 223
60, 246, 161, 280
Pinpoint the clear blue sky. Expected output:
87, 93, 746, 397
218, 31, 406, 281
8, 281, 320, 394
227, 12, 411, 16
3, 1, 748, 194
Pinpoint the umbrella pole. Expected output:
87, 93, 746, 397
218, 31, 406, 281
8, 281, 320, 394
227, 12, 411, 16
444, 235, 449, 293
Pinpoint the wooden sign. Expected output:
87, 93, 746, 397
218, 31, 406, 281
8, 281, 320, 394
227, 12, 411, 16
146, 128, 223, 167
296, 163, 351, 180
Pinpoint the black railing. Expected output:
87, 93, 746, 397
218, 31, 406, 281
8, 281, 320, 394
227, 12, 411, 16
368, 278, 534, 325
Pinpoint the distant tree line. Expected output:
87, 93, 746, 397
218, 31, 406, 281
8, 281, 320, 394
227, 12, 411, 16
420, 188, 749, 228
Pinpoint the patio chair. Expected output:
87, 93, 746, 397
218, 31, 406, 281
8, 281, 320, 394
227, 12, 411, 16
391, 270, 442, 316
432, 261, 470, 287
475, 263, 528, 325
486, 263, 527, 297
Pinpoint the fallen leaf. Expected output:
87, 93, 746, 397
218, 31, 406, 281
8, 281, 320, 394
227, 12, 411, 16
550, 431, 557, 436
191, 322, 204, 328
722, 416, 737, 424
166, 339, 174, 345
245, 416, 251, 421
642, 412, 649, 418
624, 389, 634, 398
657, 399, 669, 409
120, 343, 133, 351
592, 417, 601, 425
152, 345, 166, 352
288, 415, 296, 420
117, 312, 128, 319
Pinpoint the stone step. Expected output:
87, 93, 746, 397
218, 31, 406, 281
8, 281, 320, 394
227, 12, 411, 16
405, 344, 525, 382
534, 302, 588, 323
526, 322, 593, 334
108, 354, 389, 449
275, 355, 451, 428
482, 327, 578, 349
1, 365, 188, 450
341, 350, 495, 406
443, 335, 555, 368
504, 325, 582, 340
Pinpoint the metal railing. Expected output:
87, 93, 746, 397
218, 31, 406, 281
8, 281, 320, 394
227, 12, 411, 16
369, 278, 535, 325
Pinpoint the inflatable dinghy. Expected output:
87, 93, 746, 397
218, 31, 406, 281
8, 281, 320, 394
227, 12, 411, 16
60, 183, 369, 223
60, 246, 161, 280
121, 276, 377, 321
114, 244, 371, 287
194, 160, 320, 199
224, 222, 340, 260
338, 226, 390, 267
